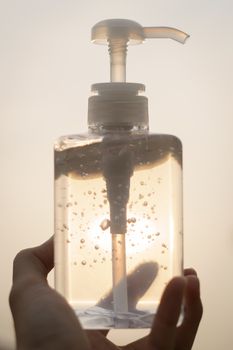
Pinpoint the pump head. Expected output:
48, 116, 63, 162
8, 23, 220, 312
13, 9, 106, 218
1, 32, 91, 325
91, 19, 189, 82
88, 19, 189, 128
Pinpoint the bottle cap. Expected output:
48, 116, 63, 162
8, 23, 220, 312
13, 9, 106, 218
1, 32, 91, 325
88, 82, 148, 127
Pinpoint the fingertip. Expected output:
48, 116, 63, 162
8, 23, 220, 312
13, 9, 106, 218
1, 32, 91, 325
184, 268, 197, 277
185, 275, 200, 299
12, 236, 54, 286
34, 236, 54, 272
156, 276, 186, 325
149, 276, 186, 349
175, 275, 203, 349
165, 276, 187, 297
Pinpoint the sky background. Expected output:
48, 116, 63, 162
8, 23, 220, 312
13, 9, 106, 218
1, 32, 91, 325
0, 1, 233, 349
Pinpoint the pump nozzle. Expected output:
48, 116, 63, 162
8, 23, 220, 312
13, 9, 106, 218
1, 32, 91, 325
92, 19, 189, 82
143, 26, 189, 43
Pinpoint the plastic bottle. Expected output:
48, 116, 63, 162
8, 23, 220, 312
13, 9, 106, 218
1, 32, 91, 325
54, 19, 188, 329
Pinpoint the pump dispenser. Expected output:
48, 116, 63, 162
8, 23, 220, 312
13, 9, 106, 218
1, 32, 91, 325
55, 19, 188, 329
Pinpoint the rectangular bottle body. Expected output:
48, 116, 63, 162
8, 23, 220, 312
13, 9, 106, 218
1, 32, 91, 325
54, 132, 183, 329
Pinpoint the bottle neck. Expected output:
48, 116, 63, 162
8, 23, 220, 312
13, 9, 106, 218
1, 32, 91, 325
88, 122, 149, 135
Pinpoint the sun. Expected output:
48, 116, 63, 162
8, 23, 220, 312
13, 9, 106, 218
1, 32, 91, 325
88, 213, 157, 255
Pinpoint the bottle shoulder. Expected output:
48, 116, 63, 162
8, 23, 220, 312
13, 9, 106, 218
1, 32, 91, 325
54, 133, 104, 151
55, 132, 182, 151
148, 133, 182, 147
54, 132, 182, 179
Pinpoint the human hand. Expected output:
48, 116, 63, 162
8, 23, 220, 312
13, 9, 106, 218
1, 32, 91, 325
87, 269, 203, 350
9, 238, 202, 350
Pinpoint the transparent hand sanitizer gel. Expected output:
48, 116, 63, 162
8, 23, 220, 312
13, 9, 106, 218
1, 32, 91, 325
54, 19, 189, 329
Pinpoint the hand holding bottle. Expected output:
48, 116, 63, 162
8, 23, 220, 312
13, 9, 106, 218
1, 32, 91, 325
9, 237, 202, 350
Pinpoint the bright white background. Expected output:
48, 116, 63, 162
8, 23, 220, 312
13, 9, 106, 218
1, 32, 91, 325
1, 0, 233, 349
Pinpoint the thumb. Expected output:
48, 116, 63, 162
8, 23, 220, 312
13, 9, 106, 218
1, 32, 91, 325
98, 261, 158, 311
9, 237, 90, 350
